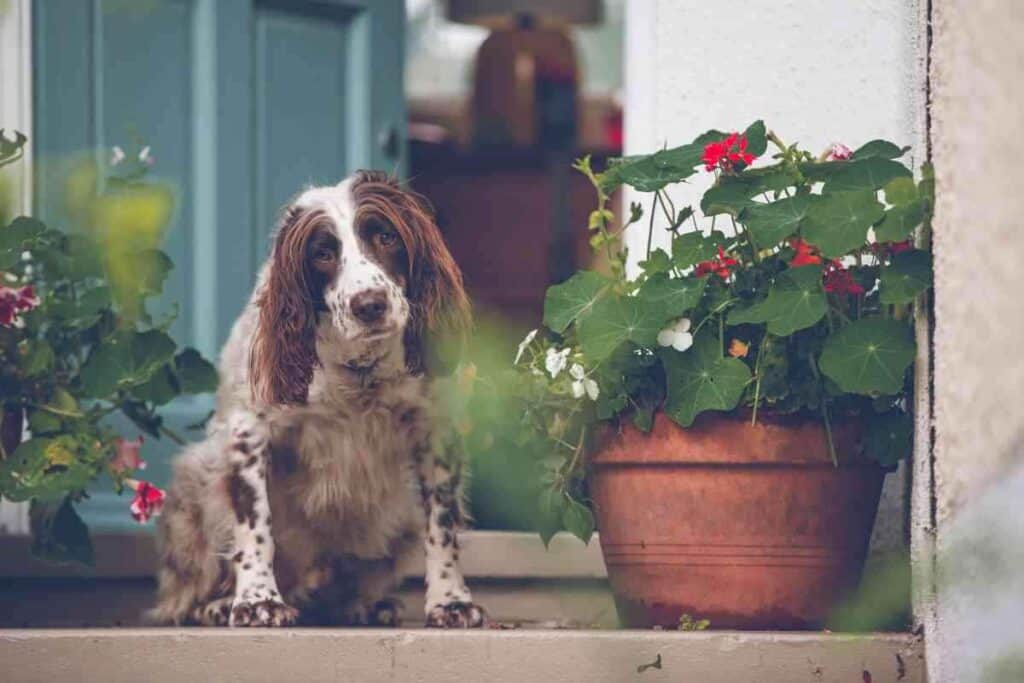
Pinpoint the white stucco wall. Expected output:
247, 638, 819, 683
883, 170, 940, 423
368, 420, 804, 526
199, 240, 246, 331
928, 1, 1024, 681
622, 0, 928, 565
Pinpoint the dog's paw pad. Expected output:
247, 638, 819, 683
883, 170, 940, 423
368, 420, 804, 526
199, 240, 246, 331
425, 601, 487, 628
230, 599, 298, 627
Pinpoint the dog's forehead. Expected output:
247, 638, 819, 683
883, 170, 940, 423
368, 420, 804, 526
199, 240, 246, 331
293, 177, 357, 226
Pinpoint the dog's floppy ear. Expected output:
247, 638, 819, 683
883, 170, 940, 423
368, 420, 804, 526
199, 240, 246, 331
250, 206, 323, 405
351, 171, 470, 375
406, 199, 471, 376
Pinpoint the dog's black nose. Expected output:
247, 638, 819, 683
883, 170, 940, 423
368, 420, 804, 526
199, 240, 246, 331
350, 289, 389, 324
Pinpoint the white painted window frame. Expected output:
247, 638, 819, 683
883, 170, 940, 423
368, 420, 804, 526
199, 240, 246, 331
0, 0, 32, 535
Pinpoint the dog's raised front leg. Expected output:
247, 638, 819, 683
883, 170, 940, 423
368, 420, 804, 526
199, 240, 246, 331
225, 411, 297, 627
419, 453, 486, 628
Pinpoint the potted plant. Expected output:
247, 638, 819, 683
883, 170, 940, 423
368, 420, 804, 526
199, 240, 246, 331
0, 133, 217, 563
513, 122, 932, 629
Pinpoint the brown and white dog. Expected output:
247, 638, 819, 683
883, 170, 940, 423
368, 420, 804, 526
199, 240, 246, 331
149, 171, 485, 628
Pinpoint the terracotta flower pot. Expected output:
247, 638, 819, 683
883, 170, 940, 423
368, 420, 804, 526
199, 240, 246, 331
589, 411, 885, 630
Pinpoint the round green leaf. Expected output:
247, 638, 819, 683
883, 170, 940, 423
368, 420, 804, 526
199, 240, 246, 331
883, 177, 918, 205
672, 231, 723, 269
661, 332, 752, 428
803, 191, 885, 257
174, 348, 219, 394
543, 271, 611, 333
852, 140, 909, 160
727, 265, 828, 335
880, 249, 932, 304
821, 158, 912, 194
637, 273, 707, 323
562, 499, 595, 545
577, 294, 663, 362
875, 200, 926, 243
819, 318, 915, 395
743, 194, 812, 248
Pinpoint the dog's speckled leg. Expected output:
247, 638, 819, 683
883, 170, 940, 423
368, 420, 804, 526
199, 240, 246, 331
419, 451, 487, 628
225, 411, 297, 627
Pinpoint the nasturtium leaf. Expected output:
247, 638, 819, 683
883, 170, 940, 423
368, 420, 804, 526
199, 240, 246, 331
132, 364, 178, 406
537, 488, 568, 548
701, 178, 760, 217
818, 318, 915, 395
601, 151, 700, 192
543, 271, 611, 333
632, 405, 655, 432
80, 330, 176, 398
742, 194, 812, 248
639, 248, 672, 275
577, 294, 663, 362
0, 216, 47, 268
672, 231, 723, 269
638, 273, 707, 322
821, 158, 912, 194
743, 120, 768, 157
562, 499, 595, 545
883, 176, 918, 206
727, 265, 828, 335
880, 249, 932, 304
136, 249, 174, 296
30, 497, 95, 567
27, 409, 62, 435
864, 411, 913, 465
48, 286, 111, 329
875, 199, 926, 242
19, 339, 54, 377
803, 191, 885, 257
0, 437, 97, 502
174, 348, 220, 394
661, 331, 752, 428
852, 139, 909, 160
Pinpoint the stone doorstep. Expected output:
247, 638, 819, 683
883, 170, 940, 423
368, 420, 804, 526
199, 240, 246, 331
0, 629, 924, 683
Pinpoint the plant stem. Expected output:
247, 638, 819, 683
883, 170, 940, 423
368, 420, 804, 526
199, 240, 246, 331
750, 334, 769, 425
767, 130, 788, 154
820, 399, 838, 467
159, 424, 188, 446
645, 193, 658, 260
29, 403, 85, 419
718, 314, 725, 357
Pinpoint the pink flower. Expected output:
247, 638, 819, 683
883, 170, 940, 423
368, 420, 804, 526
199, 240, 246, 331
111, 436, 146, 474
827, 143, 854, 161
0, 284, 39, 327
127, 479, 166, 523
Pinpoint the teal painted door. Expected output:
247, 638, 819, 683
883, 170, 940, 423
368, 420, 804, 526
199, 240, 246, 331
33, 0, 406, 530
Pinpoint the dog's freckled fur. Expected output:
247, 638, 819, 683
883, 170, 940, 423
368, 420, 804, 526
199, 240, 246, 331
148, 172, 484, 628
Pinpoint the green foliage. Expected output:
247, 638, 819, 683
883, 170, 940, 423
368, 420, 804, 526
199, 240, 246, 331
514, 122, 933, 544
661, 332, 752, 427
0, 138, 218, 564
818, 319, 916, 395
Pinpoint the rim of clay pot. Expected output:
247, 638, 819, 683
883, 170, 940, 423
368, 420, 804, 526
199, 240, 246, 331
592, 411, 879, 468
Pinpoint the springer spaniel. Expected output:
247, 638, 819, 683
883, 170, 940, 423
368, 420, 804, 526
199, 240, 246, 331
149, 171, 485, 628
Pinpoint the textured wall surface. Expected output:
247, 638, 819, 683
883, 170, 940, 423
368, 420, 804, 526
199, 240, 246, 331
929, 1, 1024, 680
623, 0, 928, 562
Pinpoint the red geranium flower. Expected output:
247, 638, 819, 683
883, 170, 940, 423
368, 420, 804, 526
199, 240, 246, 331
127, 479, 166, 523
789, 238, 822, 266
872, 239, 914, 257
695, 246, 739, 280
703, 133, 757, 173
0, 284, 39, 327
823, 260, 865, 296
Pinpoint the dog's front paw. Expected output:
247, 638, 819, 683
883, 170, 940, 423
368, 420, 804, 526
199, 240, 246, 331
230, 598, 298, 627
425, 601, 487, 628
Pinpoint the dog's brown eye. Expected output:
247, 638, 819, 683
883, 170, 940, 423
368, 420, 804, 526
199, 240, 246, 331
314, 247, 335, 262
377, 230, 398, 247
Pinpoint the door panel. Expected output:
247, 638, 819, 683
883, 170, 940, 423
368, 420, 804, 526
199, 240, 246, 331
32, 0, 405, 530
